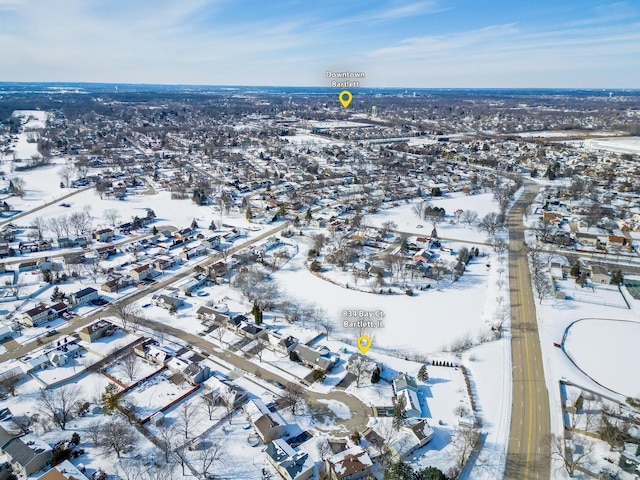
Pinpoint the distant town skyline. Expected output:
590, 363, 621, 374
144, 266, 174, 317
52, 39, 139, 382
1, 0, 639, 88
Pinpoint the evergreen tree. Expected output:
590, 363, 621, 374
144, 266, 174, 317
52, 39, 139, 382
209, 220, 217, 231
611, 269, 624, 285
305, 208, 312, 221
371, 366, 381, 384
101, 383, 120, 414
151, 225, 158, 235
393, 395, 407, 430
418, 364, 428, 381
191, 218, 199, 229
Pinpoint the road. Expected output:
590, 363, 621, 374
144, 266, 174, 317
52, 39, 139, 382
132, 315, 371, 433
505, 183, 551, 479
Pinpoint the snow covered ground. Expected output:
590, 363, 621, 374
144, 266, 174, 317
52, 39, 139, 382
366, 192, 499, 244
583, 136, 640, 154
564, 319, 640, 397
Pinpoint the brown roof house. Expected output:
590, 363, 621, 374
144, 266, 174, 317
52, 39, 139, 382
79, 319, 117, 343
326, 446, 373, 480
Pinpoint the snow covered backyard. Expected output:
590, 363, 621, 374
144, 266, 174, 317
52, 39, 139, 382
564, 319, 640, 397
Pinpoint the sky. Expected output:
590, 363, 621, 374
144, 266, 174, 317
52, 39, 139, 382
0, 0, 639, 88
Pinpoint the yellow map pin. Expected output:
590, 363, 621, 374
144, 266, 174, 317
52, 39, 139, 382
357, 335, 371, 354
339, 90, 352, 108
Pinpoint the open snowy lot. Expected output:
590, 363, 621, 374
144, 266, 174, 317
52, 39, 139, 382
564, 319, 640, 397
583, 136, 640, 154
366, 192, 499, 243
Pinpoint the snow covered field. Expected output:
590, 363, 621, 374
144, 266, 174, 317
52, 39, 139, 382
564, 319, 640, 397
366, 192, 499, 244
584, 136, 640, 154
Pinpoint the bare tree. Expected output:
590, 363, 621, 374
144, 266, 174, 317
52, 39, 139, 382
96, 417, 136, 458
451, 426, 481, 468
549, 433, 594, 477
10, 177, 26, 197
121, 353, 139, 382
58, 164, 75, 188
109, 302, 141, 330
319, 319, 334, 340
381, 220, 397, 237
0, 371, 21, 396
156, 424, 179, 463
200, 394, 216, 421
461, 210, 478, 226
37, 384, 81, 430
532, 267, 552, 304
116, 459, 147, 480
177, 402, 202, 440
282, 382, 306, 417
198, 438, 225, 478
478, 212, 503, 236
104, 208, 121, 229
9, 415, 33, 435
212, 325, 227, 346
46, 216, 66, 239
348, 354, 370, 388
31, 217, 46, 240
145, 463, 176, 480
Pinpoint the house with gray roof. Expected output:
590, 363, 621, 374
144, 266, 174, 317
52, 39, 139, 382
293, 344, 338, 373
265, 438, 314, 480
4, 433, 52, 476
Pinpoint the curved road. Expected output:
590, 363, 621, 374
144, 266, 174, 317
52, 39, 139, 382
505, 183, 551, 479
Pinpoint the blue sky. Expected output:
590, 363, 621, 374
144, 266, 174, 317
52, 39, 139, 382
0, 0, 639, 87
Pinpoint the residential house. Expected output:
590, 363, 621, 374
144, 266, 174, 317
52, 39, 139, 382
388, 419, 434, 461
253, 412, 288, 443
239, 322, 267, 340
180, 273, 208, 294
542, 211, 563, 224
326, 447, 373, 480
589, 265, 610, 284
207, 261, 227, 278
17, 260, 39, 272
201, 235, 222, 249
37, 459, 90, 480
393, 373, 421, 418
95, 245, 117, 259
167, 355, 211, 385
129, 263, 154, 281
21, 304, 51, 327
174, 228, 195, 242
196, 306, 230, 326
293, 344, 338, 373
265, 439, 314, 480
180, 244, 206, 260
101, 277, 133, 293
79, 320, 117, 343
134, 341, 174, 366
3, 433, 52, 476
56, 238, 74, 249
151, 293, 184, 310
70, 287, 99, 306
93, 228, 114, 242
202, 376, 248, 409
18, 240, 52, 254
268, 333, 299, 355
153, 255, 179, 271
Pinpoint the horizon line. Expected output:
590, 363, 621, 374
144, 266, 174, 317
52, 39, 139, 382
1, 81, 639, 91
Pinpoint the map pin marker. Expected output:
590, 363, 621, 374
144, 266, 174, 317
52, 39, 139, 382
357, 335, 371, 354
339, 90, 352, 108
